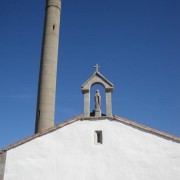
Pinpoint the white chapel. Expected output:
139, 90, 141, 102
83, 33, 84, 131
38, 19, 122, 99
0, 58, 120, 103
1, 65, 180, 180
0, 0, 180, 180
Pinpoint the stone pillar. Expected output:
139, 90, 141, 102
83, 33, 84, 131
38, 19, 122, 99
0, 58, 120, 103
0, 152, 6, 180
83, 91, 90, 117
35, 0, 61, 133
106, 91, 112, 117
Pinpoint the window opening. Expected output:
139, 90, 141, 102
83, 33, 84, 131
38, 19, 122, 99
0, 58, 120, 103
95, 131, 103, 144
53, 24, 55, 30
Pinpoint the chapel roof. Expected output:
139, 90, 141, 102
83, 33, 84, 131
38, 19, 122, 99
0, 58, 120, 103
1, 115, 180, 153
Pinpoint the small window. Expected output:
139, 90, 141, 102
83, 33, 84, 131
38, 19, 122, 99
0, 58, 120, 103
53, 24, 55, 30
95, 131, 103, 144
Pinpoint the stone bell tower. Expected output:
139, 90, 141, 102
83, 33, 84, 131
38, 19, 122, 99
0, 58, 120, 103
35, 0, 61, 133
81, 65, 114, 117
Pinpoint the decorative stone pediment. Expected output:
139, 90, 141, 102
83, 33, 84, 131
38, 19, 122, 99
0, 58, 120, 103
81, 71, 114, 93
81, 65, 114, 118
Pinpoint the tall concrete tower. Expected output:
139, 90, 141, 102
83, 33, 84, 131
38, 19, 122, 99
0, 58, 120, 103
35, 0, 61, 133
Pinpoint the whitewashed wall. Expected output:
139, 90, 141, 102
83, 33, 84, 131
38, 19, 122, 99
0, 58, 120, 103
4, 119, 180, 180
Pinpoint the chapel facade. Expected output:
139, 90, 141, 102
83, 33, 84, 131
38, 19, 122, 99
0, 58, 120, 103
0, 0, 180, 179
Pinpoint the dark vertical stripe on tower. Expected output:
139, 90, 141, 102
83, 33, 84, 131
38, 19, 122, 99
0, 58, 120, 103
0, 151, 6, 180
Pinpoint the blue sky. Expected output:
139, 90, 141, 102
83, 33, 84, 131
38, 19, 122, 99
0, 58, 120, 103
0, 0, 180, 148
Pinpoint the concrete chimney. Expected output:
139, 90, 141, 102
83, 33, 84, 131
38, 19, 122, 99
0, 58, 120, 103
35, 0, 61, 133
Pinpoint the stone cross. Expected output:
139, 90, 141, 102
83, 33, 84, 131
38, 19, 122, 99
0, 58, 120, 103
94, 64, 100, 72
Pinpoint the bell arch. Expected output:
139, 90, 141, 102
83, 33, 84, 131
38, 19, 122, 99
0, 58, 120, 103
81, 65, 114, 117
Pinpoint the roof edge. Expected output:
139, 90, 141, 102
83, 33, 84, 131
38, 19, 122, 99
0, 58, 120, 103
2, 114, 180, 151
113, 115, 180, 143
2, 115, 84, 151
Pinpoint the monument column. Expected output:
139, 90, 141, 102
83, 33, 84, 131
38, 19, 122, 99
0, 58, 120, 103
35, 0, 61, 133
